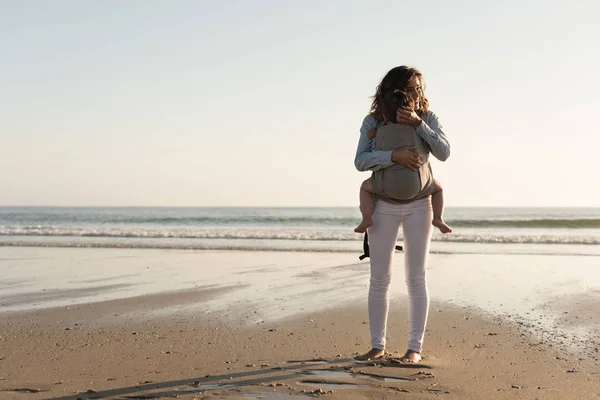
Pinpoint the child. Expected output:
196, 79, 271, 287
354, 90, 452, 234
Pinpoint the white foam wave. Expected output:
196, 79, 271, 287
1, 225, 599, 245
434, 234, 600, 245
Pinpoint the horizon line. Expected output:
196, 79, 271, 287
1, 205, 599, 209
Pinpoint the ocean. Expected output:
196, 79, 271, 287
1, 207, 599, 256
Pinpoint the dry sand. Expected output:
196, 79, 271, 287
0, 248, 599, 399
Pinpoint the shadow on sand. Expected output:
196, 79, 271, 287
41, 356, 433, 399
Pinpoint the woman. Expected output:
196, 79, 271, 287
354, 66, 450, 363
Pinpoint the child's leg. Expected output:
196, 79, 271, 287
355, 179, 375, 233
431, 180, 452, 234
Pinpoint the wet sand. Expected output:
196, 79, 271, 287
0, 247, 599, 399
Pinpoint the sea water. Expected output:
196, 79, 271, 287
1, 206, 599, 256
1, 207, 599, 357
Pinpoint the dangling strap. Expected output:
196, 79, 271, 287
358, 231, 370, 260
359, 231, 402, 260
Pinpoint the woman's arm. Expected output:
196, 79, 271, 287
354, 115, 395, 172
415, 111, 450, 161
396, 108, 451, 162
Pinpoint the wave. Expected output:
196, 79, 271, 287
434, 234, 600, 245
1, 239, 600, 257
2, 215, 600, 228
1, 226, 599, 245
0, 226, 353, 241
0, 215, 355, 226
450, 219, 600, 229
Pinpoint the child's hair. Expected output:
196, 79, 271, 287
381, 90, 414, 123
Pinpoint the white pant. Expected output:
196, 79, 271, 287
367, 197, 433, 353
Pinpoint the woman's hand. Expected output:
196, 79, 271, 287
391, 146, 422, 171
396, 107, 422, 127
367, 128, 377, 140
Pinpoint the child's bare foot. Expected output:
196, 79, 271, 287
355, 348, 385, 361
432, 218, 452, 234
354, 218, 373, 233
398, 350, 422, 363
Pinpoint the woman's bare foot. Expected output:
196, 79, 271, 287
399, 350, 422, 363
432, 218, 452, 234
354, 218, 373, 233
354, 348, 384, 361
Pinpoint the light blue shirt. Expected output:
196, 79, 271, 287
354, 110, 451, 172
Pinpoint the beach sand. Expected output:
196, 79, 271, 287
0, 247, 599, 399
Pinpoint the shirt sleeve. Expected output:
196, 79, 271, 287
415, 111, 451, 161
354, 115, 395, 172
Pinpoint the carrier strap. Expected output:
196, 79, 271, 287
359, 231, 402, 260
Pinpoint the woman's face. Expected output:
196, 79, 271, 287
406, 77, 423, 110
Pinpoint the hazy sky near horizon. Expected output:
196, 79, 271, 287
2, 0, 599, 207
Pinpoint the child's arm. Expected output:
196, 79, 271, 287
354, 115, 395, 172
368, 128, 377, 140
355, 115, 423, 171
368, 128, 377, 151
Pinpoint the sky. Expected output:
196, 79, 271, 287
1, 0, 599, 207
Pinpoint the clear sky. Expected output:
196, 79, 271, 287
1, 0, 599, 207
